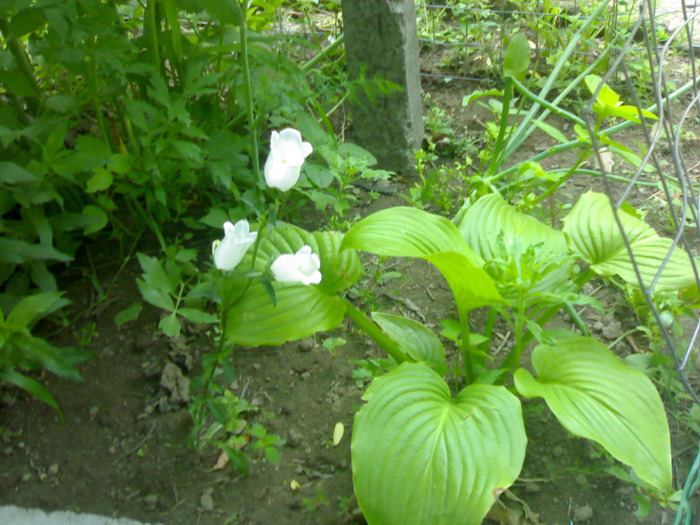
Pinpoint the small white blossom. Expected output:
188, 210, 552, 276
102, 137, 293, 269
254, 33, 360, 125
212, 220, 257, 271
270, 245, 322, 285
263, 128, 313, 191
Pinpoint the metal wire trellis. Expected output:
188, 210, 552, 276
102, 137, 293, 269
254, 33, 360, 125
414, 0, 698, 86
578, 1, 700, 523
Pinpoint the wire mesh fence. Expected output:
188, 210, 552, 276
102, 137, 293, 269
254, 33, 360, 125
415, 0, 699, 86
577, 1, 700, 522
413, 0, 700, 520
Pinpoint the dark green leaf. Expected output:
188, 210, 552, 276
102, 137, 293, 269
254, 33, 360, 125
159, 312, 181, 337
114, 303, 142, 327
178, 307, 218, 324
0, 368, 61, 417
0, 161, 37, 184
0, 238, 72, 264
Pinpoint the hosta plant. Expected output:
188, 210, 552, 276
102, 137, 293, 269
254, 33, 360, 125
226, 190, 691, 523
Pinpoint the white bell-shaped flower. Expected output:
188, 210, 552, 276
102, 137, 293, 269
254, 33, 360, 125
263, 128, 313, 191
270, 245, 322, 285
212, 220, 257, 271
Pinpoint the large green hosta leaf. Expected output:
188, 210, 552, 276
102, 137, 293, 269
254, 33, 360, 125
455, 193, 567, 261
353, 362, 526, 525
514, 336, 672, 493
563, 191, 696, 291
243, 224, 363, 294
225, 225, 362, 346
341, 207, 503, 312
225, 281, 345, 346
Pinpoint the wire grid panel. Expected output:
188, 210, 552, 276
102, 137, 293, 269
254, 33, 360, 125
415, 0, 697, 85
579, 2, 699, 522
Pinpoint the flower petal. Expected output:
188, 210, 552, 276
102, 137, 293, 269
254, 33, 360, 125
270, 254, 303, 282
301, 141, 313, 159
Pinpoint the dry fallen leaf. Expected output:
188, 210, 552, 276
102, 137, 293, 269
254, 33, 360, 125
486, 490, 541, 525
211, 450, 229, 471
234, 433, 251, 450
332, 422, 345, 446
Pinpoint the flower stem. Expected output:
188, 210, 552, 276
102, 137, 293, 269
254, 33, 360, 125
342, 299, 409, 364
510, 267, 598, 361
237, 1, 261, 183
198, 215, 268, 427
302, 34, 345, 72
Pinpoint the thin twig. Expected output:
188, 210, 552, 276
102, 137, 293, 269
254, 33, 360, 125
113, 423, 156, 466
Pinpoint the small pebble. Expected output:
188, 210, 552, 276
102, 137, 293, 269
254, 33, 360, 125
133, 332, 152, 351
602, 319, 623, 339
573, 504, 593, 521
200, 488, 214, 512
286, 428, 303, 448
143, 494, 158, 509
299, 338, 315, 352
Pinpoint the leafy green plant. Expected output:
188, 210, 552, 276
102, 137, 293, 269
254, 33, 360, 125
2, 0, 391, 419
214, 186, 695, 522
460, 9, 671, 204
301, 486, 328, 514
0, 292, 88, 416
136, 247, 217, 338
340, 191, 688, 522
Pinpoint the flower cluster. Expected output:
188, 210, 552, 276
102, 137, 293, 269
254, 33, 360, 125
212, 128, 321, 286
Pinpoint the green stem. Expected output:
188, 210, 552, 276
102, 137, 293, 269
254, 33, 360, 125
0, 17, 40, 113
237, 1, 261, 183
199, 214, 269, 426
510, 77, 586, 127
564, 302, 590, 336
125, 194, 167, 250
302, 34, 345, 72
324, 94, 347, 124
145, 0, 161, 73
486, 76, 513, 177
489, 72, 700, 185
497, 0, 613, 165
113, 95, 138, 156
343, 299, 409, 364
518, 268, 597, 350
459, 309, 474, 385
525, 149, 589, 208
86, 54, 112, 152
